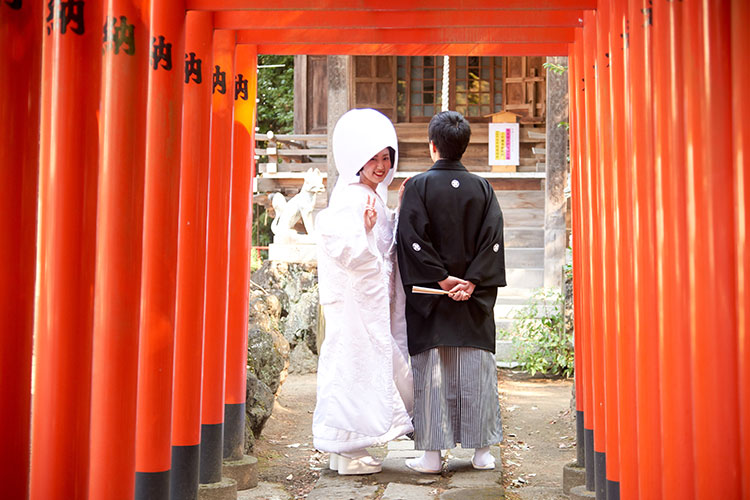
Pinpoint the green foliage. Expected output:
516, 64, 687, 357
542, 61, 568, 75
500, 289, 574, 378
557, 120, 570, 131
251, 204, 273, 272
257, 55, 294, 134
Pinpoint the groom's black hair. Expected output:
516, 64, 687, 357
428, 111, 471, 160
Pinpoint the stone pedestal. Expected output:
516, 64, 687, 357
563, 461, 586, 494
570, 484, 597, 500
268, 243, 317, 263
223, 455, 258, 491
198, 477, 237, 500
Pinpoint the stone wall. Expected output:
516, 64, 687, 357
244, 261, 321, 452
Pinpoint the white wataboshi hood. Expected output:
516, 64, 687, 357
330, 108, 399, 203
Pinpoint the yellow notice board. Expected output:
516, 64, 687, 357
489, 122, 520, 166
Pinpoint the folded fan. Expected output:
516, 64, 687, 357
411, 285, 450, 295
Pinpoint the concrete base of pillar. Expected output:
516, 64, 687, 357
569, 485, 597, 500
563, 461, 586, 494
223, 455, 258, 491
198, 477, 237, 500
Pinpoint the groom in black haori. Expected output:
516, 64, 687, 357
397, 110, 505, 473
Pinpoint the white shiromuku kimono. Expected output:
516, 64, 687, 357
313, 109, 414, 454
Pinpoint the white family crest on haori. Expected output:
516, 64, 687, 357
313, 109, 414, 454
268, 167, 325, 263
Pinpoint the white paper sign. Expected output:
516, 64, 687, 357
489, 122, 520, 166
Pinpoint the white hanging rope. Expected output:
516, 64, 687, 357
442, 55, 450, 111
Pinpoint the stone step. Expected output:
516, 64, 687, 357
495, 190, 545, 210
505, 248, 544, 269
504, 227, 544, 248
503, 208, 544, 227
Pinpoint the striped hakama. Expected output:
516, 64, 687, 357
411, 346, 503, 450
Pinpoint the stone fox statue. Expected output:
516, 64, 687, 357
270, 167, 325, 243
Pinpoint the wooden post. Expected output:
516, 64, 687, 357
134, 1, 186, 497
567, 37, 585, 469
543, 56, 568, 290
225, 42, 258, 461
732, 0, 750, 496
582, 12, 607, 497
171, 11, 214, 500
684, 0, 741, 497
574, 28, 596, 493
610, 0, 639, 496
627, 0, 663, 496
594, 1, 620, 497
0, 1, 41, 498
201, 28, 235, 485
89, 1, 149, 498
652, 0, 695, 498
30, 0, 102, 497
326, 55, 351, 200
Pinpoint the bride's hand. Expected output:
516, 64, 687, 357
364, 196, 377, 232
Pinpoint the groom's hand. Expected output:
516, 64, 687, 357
438, 275, 467, 292
438, 276, 472, 301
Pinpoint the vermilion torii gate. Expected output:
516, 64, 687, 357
0, 1, 747, 500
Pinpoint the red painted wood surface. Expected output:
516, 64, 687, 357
172, 10, 214, 449
135, 0, 186, 476
594, 0, 620, 484
0, 1, 41, 498
214, 9, 584, 29
29, 0, 102, 497
733, 0, 750, 496
582, 12, 606, 463
226, 44, 258, 410
255, 43, 569, 56
89, 0, 149, 497
609, 0, 639, 496
652, 0, 695, 498
231, 26, 575, 44
202, 29, 236, 427
683, 0, 741, 497
188, 0, 597, 11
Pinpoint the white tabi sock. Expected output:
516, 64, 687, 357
472, 446, 495, 468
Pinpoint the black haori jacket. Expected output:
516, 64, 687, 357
396, 159, 507, 356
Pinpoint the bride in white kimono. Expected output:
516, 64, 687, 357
313, 108, 414, 475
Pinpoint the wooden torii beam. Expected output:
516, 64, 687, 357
230, 26, 575, 44
213, 9, 584, 29
252, 43, 570, 56
187, 0, 596, 10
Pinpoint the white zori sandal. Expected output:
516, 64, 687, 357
330, 451, 382, 475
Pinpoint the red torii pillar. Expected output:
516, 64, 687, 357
201, 28, 236, 486
0, 1, 41, 498
572, 28, 597, 494
224, 43, 258, 463
567, 37, 586, 471
29, 0, 102, 497
626, 1, 664, 497
609, 0, 639, 497
171, 11, 214, 500
582, 12, 607, 497
594, 2, 621, 496
88, 1, 149, 498
134, 0, 185, 497
683, 0, 741, 497
651, 0, 695, 498
732, 0, 750, 496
